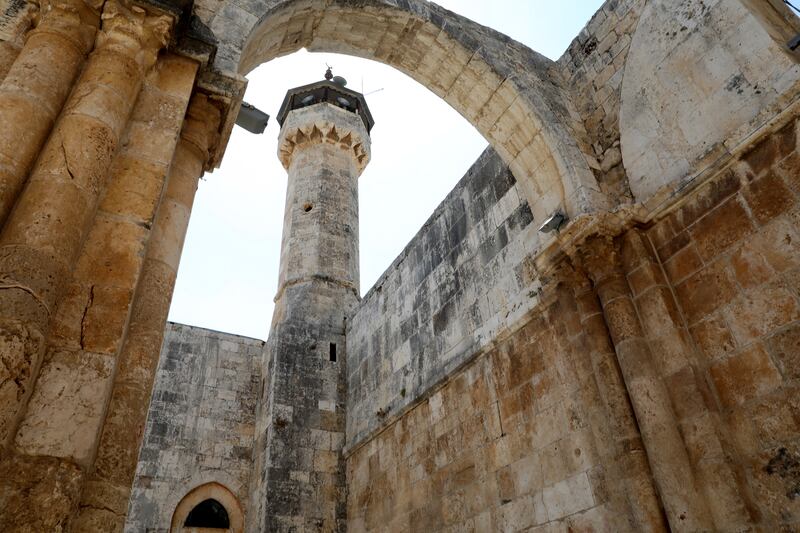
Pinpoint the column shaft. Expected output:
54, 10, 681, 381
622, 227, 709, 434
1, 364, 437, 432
0, 0, 34, 81
579, 234, 714, 531
619, 229, 755, 529
0, 0, 172, 449
564, 274, 667, 532
72, 93, 219, 532
0, 0, 101, 226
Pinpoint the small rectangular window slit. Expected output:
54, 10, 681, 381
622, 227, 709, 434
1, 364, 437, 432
329, 343, 337, 362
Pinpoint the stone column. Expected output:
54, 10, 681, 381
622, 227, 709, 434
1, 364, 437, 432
0, 0, 172, 449
71, 93, 220, 532
0, 0, 101, 226
559, 270, 667, 532
619, 229, 755, 530
0, 0, 34, 81
578, 234, 714, 532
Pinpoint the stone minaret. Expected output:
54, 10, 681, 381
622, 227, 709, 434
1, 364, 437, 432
249, 72, 373, 532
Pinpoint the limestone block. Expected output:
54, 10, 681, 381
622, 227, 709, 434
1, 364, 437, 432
709, 344, 783, 409
0, 454, 83, 531
620, 0, 800, 201
15, 349, 113, 464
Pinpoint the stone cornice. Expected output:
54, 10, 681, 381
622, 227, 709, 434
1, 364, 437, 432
277, 103, 371, 175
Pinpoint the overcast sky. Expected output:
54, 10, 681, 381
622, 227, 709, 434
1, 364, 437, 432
168, 1, 605, 340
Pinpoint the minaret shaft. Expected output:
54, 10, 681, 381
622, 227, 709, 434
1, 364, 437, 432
275, 137, 361, 320
249, 86, 372, 533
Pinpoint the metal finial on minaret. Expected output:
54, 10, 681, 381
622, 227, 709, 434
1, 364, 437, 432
324, 65, 333, 81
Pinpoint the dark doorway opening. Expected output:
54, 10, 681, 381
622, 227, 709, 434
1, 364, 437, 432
184, 498, 230, 529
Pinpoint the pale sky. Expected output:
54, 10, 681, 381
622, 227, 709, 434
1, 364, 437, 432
168, 1, 605, 340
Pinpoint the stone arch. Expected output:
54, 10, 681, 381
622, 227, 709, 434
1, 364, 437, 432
199, 0, 607, 222
619, 0, 800, 202
170, 482, 244, 533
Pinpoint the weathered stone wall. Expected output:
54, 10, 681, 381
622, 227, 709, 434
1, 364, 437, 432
125, 322, 263, 532
344, 109, 800, 533
346, 298, 656, 532
559, 0, 800, 206
620, 0, 800, 202
643, 115, 800, 529
346, 147, 538, 449
558, 0, 644, 205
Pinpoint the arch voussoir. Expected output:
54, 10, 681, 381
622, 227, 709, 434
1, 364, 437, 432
216, 0, 607, 221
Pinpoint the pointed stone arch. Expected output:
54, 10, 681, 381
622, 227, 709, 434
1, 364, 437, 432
170, 482, 244, 533
198, 0, 608, 223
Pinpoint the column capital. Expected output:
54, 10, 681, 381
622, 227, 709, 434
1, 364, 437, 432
28, 0, 102, 54
277, 103, 371, 175
180, 92, 222, 169
576, 233, 623, 285
96, 0, 173, 73
549, 259, 593, 294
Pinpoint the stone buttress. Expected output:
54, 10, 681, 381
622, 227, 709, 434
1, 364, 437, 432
249, 76, 372, 532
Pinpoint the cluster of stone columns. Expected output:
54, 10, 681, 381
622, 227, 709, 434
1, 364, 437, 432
0, 0, 101, 226
0, 0, 222, 528
554, 273, 667, 532
556, 229, 758, 531
74, 93, 221, 531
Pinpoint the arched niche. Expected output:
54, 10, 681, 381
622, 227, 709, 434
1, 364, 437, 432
170, 482, 244, 533
620, 0, 800, 202
198, 0, 608, 225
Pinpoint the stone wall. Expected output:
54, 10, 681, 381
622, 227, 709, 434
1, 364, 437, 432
644, 115, 800, 529
344, 109, 800, 533
346, 299, 654, 532
559, 0, 800, 206
558, 0, 644, 205
345, 147, 540, 449
619, 0, 800, 202
125, 323, 263, 532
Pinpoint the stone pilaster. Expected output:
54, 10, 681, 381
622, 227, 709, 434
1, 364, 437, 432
578, 234, 714, 531
70, 92, 219, 532
0, 0, 173, 450
0, 0, 101, 227
556, 266, 667, 532
619, 229, 756, 530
